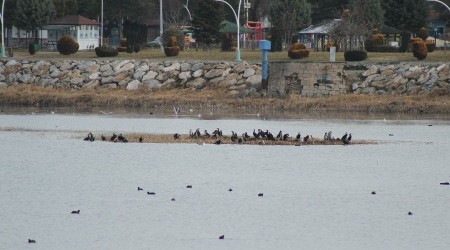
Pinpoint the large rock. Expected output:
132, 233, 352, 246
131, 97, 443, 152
146, 79, 161, 90
180, 63, 191, 72
115, 62, 135, 75
362, 65, 379, 77
191, 63, 204, 72
243, 68, 256, 78
126, 80, 142, 90
0, 82, 7, 88
83, 80, 100, 89
178, 71, 192, 81
142, 71, 158, 81
204, 69, 223, 79
186, 78, 206, 90
245, 75, 262, 87
193, 69, 203, 78
163, 63, 181, 72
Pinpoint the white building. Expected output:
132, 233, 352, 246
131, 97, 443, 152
44, 15, 100, 50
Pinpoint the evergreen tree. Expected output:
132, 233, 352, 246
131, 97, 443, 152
349, 0, 383, 30
53, 0, 78, 17
382, 0, 429, 32
15, 0, 56, 41
270, 0, 311, 45
309, 0, 349, 24
77, 0, 100, 19
191, 0, 224, 47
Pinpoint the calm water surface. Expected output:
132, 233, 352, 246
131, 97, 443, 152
1, 112, 450, 250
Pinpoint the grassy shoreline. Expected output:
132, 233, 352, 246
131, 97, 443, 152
1, 85, 449, 115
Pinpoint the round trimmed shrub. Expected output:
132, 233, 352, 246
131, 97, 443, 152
412, 39, 427, 60
57, 35, 79, 55
163, 34, 180, 57
95, 46, 119, 57
288, 43, 309, 59
162, 28, 184, 49
344, 50, 368, 61
164, 46, 180, 57
425, 41, 435, 52
365, 29, 385, 52
417, 27, 429, 40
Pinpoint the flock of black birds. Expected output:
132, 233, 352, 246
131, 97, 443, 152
83, 128, 354, 145
175, 128, 353, 145
84, 133, 144, 143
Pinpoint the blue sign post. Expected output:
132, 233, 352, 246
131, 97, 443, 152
259, 40, 271, 90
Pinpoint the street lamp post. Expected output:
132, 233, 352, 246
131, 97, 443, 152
434, 27, 438, 46
160, 0, 164, 52
1, 0, 6, 57
100, 0, 103, 47
215, 0, 242, 62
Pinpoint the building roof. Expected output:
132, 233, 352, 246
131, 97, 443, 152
299, 19, 404, 35
220, 20, 255, 34
48, 15, 100, 26
299, 19, 341, 35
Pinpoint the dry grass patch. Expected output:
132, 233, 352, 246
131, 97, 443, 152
10, 48, 450, 63
1, 85, 450, 114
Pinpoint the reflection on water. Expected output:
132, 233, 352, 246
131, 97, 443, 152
1, 114, 450, 249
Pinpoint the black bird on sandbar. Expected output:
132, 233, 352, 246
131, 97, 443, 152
110, 133, 117, 141
139, 137, 143, 143
341, 132, 348, 142
173, 133, 181, 140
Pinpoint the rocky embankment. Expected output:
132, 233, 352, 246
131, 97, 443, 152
0, 60, 263, 98
347, 63, 450, 95
1, 59, 449, 99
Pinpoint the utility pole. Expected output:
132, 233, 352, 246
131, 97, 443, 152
1, 0, 5, 57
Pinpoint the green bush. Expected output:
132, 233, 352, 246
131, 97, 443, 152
417, 27, 429, 40
376, 45, 399, 53
288, 43, 309, 59
28, 43, 36, 55
425, 41, 435, 52
344, 50, 368, 61
162, 28, 184, 49
365, 29, 385, 52
57, 35, 79, 55
95, 46, 119, 57
164, 47, 180, 57
412, 39, 427, 60
221, 33, 233, 51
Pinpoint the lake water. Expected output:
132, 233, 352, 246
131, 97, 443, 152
1, 112, 450, 249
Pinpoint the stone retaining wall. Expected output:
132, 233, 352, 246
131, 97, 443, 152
345, 63, 450, 95
0, 59, 263, 98
0, 59, 449, 98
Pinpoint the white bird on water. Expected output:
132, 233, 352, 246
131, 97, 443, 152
173, 106, 181, 115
